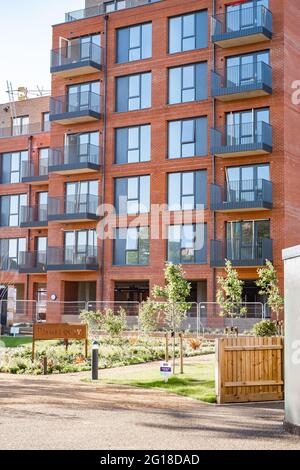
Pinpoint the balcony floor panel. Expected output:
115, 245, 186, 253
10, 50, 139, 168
20, 222, 48, 229
47, 264, 98, 272
22, 176, 49, 185
213, 87, 271, 102
48, 163, 100, 175
214, 147, 271, 158
212, 29, 272, 48
51, 61, 101, 78
50, 111, 101, 125
48, 213, 98, 223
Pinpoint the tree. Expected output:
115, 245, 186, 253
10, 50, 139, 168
256, 260, 284, 321
139, 262, 191, 373
216, 260, 247, 325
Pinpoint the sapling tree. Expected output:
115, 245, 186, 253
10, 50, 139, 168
256, 260, 284, 321
216, 260, 247, 326
139, 262, 191, 373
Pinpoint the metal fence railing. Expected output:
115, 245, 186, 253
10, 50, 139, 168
0, 299, 270, 335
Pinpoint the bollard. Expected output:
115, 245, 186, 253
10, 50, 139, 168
92, 341, 99, 380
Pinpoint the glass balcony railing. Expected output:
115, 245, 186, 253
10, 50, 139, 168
50, 91, 101, 123
49, 144, 100, 173
211, 62, 272, 100
211, 121, 272, 157
47, 246, 98, 270
211, 5, 272, 47
0, 122, 47, 139
65, 0, 162, 23
210, 179, 273, 211
20, 204, 48, 227
21, 158, 48, 182
210, 238, 273, 267
19, 251, 47, 273
51, 43, 102, 69
48, 195, 99, 221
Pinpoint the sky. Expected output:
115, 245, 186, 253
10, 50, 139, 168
0, 0, 85, 103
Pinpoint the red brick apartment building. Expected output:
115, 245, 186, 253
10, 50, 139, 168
1, 0, 300, 324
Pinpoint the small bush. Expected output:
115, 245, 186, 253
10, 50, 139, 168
188, 338, 202, 350
252, 320, 278, 337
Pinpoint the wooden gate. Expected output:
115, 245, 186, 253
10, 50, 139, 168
215, 336, 284, 404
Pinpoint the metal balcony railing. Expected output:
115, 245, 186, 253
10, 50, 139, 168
211, 62, 272, 97
21, 158, 49, 180
211, 5, 272, 39
210, 179, 273, 211
51, 43, 102, 69
47, 246, 98, 268
20, 204, 48, 226
19, 251, 47, 273
50, 91, 101, 116
0, 122, 46, 139
49, 144, 100, 168
48, 194, 99, 218
210, 238, 273, 267
211, 121, 272, 155
65, 0, 162, 22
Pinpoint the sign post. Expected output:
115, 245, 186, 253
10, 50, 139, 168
32, 323, 88, 361
160, 361, 172, 383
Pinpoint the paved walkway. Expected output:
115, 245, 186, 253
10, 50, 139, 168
0, 357, 299, 450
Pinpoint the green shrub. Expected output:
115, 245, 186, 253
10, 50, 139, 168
252, 320, 278, 337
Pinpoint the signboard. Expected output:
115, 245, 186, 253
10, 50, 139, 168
160, 361, 172, 382
32, 323, 88, 361
10, 326, 20, 337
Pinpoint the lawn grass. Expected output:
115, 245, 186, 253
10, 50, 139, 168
100, 359, 216, 403
0, 336, 32, 348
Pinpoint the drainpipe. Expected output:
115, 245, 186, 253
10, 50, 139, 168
212, 0, 217, 301
26, 136, 33, 304
100, 16, 109, 301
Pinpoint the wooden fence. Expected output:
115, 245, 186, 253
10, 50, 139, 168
215, 336, 284, 404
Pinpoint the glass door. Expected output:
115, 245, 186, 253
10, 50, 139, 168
38, 192, 48, 221
37, 237, 47, 267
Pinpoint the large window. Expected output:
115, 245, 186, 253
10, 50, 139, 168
12, 116, 29, 136
67, 81, 100, 113
65, 180, 98, 214
226, 108, 270, 145
168, 117, 207, 158
67, 34, 101, 60
168, 171, 207, 211
36, 236, 47, 266
226, 50, 269, 87
114, 227, 150, 265
115, 124, 151, 164
116, 72, 151, 112
0, 238, 26, 270
226, 1, 269, 33
168, 224, 207, 264
0, 194, 27, 227
226, 220, 270, 260
42, 112, 50, 132
39, 148, 49, 176
117, 23, 152, 63
64, 229, 97, 263
1, 151, 28, 184
105, 0, 126, 12
115, 175, 150, 214
169, 10, 208, 54
226, 164, 270, 202
66, 131, 99, 164
169, 63, 207, 104
37, 192, 48, 222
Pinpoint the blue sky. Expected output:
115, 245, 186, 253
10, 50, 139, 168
0, 0, 85, 102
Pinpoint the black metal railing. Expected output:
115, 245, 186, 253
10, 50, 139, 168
211, 5, 272, 38
19, 251, 47, 272
65, 0, 162, 22
211, 61, 272, 96
211, 179, 273, 210
210, 238, 273, 267
50, 91, 101, 116
51, 43, 102, 68
20, 204, 48, 225
211, 121, 272, 153
47, 246, 98, 267
48, 194, 99, 217
49, 144, 100, 168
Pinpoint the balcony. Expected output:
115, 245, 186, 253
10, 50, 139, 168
21, 158, 48, 184
211, 62, 272, 101
211, 5, 272, 48
210, 238, 273, 268
50, 91, 101, 125
47, 246, 98, 271
48, 195, 99, 223
20, 204, 48, 229
49, 144, 100, 175
0, 256, 19, 272
51, 43, 102, 78
0, 122, 46, 139
19, 251, 47, 274
65, 0, 162, 22
210, 179, 273, 212
211, 122, 272, 158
